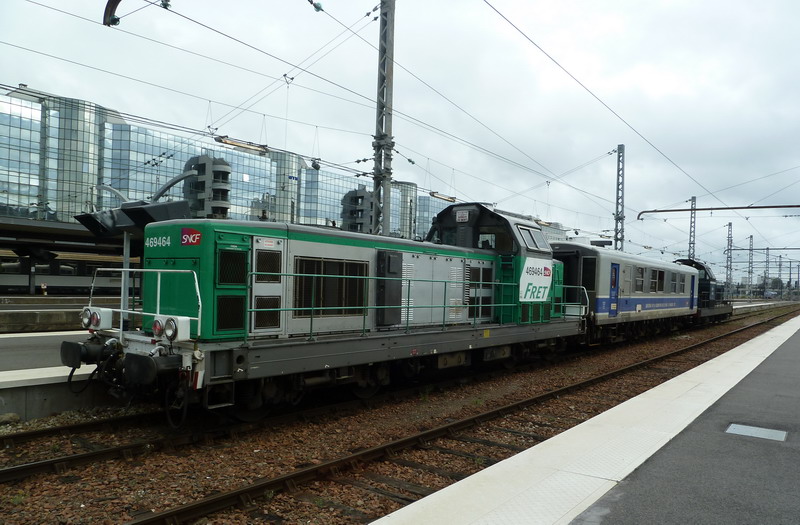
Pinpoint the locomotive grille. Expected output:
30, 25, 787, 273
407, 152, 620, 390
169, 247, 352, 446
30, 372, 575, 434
218, 250, 247, 285
520, 303, 550, 323
449, 266, 463, 289
254, 296, 281, 329
217, 295, 245, 330
256, 250, 281, 283
401, 298, 414, 322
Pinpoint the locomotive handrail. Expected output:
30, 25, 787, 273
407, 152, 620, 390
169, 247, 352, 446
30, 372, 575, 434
558, 284, 590, 318
246, 270, 587, 340
88, 267, 202, 344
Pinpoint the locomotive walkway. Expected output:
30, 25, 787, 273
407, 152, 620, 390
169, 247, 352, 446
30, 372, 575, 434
374, 313, 800, 524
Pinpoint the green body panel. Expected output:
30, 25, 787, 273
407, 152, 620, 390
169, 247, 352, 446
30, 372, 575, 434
140, 220, 560, 342
495, 256, 565, 325
550, 261, 565, 319
497, 255, 518, 324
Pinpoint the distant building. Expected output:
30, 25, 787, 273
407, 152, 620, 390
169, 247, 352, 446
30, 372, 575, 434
0, 84, 438, 235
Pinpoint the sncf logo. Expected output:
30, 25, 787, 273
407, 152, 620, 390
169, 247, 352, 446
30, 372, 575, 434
181, 228, 202, 246
544, 267, 552, 277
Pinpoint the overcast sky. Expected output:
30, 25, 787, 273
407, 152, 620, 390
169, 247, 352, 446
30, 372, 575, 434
2, 0, 799, 284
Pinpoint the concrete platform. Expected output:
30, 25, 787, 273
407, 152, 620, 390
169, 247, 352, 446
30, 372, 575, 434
374, 315, 800, 524
0, 365, 121, 421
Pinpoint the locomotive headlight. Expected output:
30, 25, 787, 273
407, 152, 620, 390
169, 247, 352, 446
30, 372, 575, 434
80, 307, 92, 329
86, 308, 114, 330
164, 317, 178, 341
153, 315, 191, 342
152, 318, 165, 337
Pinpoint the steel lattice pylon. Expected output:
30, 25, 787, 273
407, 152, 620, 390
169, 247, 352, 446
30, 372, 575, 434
613, 145, 625, 251
688, 196, 696, 260
726, 222, 732, 299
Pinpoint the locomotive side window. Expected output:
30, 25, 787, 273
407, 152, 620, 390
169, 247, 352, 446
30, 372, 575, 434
218, 250, 247, 285
478, 233, 495, 249
531, 229, 550, 251
255, 250, 281, 283
516, 226, 551, 252
518, 227, 536, 249
634, 267, 645, 292
480, 226, 513, 252
294, 257, 367, 317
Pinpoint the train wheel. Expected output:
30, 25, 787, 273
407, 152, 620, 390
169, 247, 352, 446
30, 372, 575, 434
351, 383, 380, 399
285, 388, 305, 406
352, 364, 388, 399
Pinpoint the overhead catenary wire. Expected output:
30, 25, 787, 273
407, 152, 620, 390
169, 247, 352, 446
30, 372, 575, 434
482, 0, 727, 208
18, 0, 642, 223
9, 1, 796, 270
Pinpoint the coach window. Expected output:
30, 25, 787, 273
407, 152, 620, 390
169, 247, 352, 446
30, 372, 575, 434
634, 267, 644, 292
670, 272, 678, 293
623, 265, 632, 294
679, 274, 686, 293
650, 269, 665, 292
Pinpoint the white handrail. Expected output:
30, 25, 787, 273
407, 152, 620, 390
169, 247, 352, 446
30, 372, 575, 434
89, 268, 202, 344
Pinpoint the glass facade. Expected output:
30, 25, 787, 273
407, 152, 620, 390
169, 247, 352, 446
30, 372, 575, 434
0, 95, 46, 219
1, 86, 449, 238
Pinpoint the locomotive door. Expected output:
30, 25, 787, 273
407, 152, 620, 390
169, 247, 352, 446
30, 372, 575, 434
250, 237, 286, 333
609, 263, 620, 318
689, 275, 696, 310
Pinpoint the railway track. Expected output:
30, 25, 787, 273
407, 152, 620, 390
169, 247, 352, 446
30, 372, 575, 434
120, 307, 800, 524
0, 305, 794, 485
2, 305, 796, 523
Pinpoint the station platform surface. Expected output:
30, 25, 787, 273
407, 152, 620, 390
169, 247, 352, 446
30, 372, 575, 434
374, 314, 800, 525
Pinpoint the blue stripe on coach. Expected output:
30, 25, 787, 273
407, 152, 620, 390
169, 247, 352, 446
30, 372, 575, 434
595, 296, 694, 315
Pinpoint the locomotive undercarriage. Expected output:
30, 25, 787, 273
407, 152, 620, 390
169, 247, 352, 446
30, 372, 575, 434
66, 318, 583, 424
587, 315, 693, 345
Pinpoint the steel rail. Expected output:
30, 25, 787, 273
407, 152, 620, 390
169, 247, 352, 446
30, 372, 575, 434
1, 412, 161, 448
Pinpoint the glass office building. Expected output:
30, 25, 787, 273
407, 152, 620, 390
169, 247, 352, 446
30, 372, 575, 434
1, 85, 450, 236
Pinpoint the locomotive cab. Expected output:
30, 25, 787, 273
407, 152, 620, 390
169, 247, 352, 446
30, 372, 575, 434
427, 203, 519, 254
427, 203, 564, 324
675, 258, 733, 322
426, 203, 553, 256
